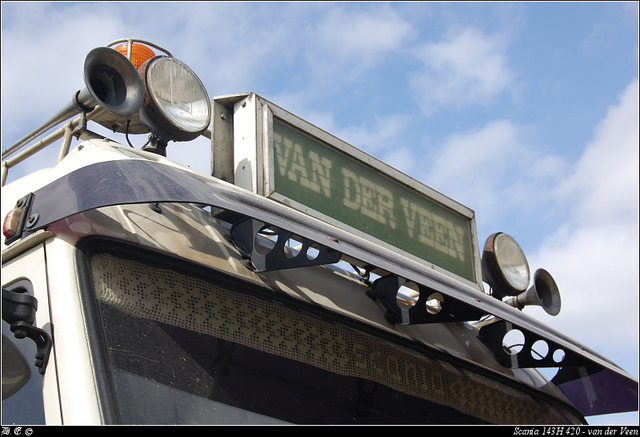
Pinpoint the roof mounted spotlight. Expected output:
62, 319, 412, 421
138, 55, 211, 155
90, 39, 211, 155
481, 232, 531, 300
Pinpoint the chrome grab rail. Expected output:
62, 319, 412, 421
1, 107, 105, 186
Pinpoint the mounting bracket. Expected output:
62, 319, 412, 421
230, 217, 342, 272
478, 319, 585, 369
368, 274, 486, 325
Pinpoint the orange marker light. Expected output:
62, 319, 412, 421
115, 43, 156, 70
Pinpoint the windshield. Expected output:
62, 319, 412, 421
79, 239, 584, 425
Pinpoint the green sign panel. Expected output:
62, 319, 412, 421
271, 118, 475, 282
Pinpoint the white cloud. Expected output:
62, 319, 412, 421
411, 27, 515, 114
554, 79, 639, 228
528, 78, 639, 363
381, 147, 416, 175
335, 114, 412, 155
316, 7, 413, 63
307, 6, 413, 83
421, 119, 566, 229
1, 3, 131, 178
421, 79, 638, 367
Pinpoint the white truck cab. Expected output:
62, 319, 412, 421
2, 39, 637, 425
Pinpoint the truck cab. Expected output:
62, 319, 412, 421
2, 39, 637, 425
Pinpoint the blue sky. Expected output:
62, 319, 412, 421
2, 2, 638, 425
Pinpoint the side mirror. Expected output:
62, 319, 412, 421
2, 283, 52, 375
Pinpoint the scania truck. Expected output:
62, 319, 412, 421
2, 38, 637, 425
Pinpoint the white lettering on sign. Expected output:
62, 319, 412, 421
400, 198, 466, 261
274, 129, 468, 267
309, 151, 332, 198
275, 132, 332, 198
342, 168, 397, 230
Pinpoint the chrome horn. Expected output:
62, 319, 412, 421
505, 269, 561, 316
2, 47, 144, 159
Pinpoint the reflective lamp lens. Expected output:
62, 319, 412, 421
493, 233, 530, 292
146, 57, 210, 136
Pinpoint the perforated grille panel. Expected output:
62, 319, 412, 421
89, 251, 575, 424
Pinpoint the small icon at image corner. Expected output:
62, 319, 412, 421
0, 428, 33, 436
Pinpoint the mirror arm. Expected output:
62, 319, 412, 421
2, 288, 52, 374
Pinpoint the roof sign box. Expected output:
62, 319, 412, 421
272, 119, 476, 282
220, 93, 482, 288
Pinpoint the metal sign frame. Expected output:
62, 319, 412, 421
226, 93, 483, 291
